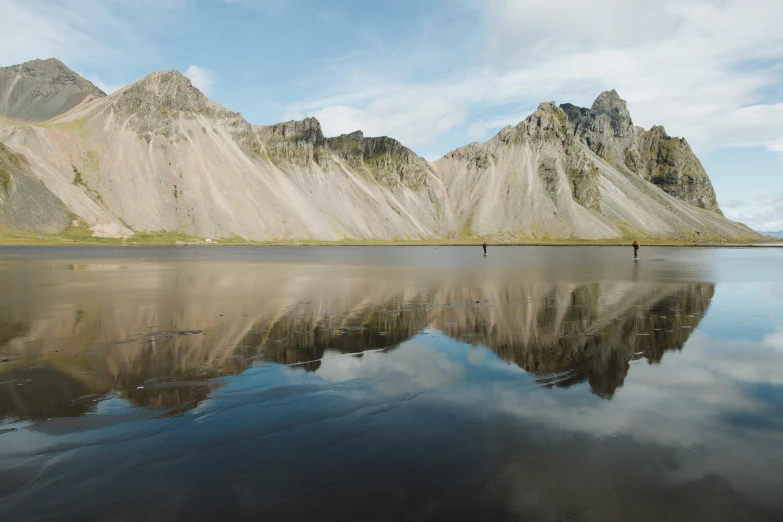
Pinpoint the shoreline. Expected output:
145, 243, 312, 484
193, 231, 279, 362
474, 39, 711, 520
1, 239, 781, 248
1, 226, 779, 248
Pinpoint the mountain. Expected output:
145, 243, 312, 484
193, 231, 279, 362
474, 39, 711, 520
0, 58, 105, 123
0, 58, 761, 241
436, 98, 752, 240
561, 90, 719, 212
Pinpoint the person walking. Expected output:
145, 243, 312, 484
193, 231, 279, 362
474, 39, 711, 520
482, 242, 487, 256
632, 240, 640, 260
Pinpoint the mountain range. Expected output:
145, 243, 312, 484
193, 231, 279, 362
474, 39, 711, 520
0, 58, 760, 241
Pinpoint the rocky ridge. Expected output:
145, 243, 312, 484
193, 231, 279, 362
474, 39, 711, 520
434, 96, 751, 240
255, 118, 438, 191
561, 90, 720, 212
0, 58, 760, 241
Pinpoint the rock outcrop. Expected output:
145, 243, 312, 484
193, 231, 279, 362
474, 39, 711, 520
0, 58, 759, 241
325, 131, 435, 190
255, 117, 326, 167
0, 58, 105, 123
629, 126, 720, 212
434, 99, 750, 240
561, 90, 720, 213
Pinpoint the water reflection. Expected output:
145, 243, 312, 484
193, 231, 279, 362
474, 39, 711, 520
0, 261, 713, 420
1, 249, 782, 522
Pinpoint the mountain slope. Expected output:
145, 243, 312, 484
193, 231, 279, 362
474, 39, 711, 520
0, 142, 71, 233
0, 59, 105, 123
434, 97, 756, 240
0, 70, 446, 239
0, 58, 761, 241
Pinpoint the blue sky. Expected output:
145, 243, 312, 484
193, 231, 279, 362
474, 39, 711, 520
1, 0, 782, 230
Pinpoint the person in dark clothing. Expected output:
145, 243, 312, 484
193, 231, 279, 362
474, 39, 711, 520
482, 242, 487, 255
632, 240, 640, 259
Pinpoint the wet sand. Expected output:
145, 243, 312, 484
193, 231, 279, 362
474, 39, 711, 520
1, 246, 782, 521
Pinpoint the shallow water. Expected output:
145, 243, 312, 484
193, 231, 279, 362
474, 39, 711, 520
1, 246, 782, 521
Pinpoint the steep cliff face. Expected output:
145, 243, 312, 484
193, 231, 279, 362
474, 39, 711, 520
568, 90, 635, 158
255, 117, 325, 167
325, 131, 436, 190
0, 59, 105, 123
255, 121, 438, 191
561, 90, 721, 213
629, 126, 720, 213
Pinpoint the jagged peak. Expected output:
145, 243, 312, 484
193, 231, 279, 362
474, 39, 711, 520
541, 101, 558, 110
584, 89, 634, 139
510, 101, 571, 140
130, 70, 195, 92
326, 131, 412, 153
124, 70, 234, 113
559, 103, 588, 124
329, 130, 364, 141
591, 89, 626, 110
104, 69, 238, 124
268, 117, 323, 138
648, 124, 669, 137
2, 57, 106, 97
21, 57, 68, 69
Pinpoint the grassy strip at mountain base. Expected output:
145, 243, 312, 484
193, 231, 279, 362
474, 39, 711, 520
0, 226, 209, 245
0, 226, 775, 247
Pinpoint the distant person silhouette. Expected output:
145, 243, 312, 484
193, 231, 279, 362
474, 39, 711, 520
482, 242, 487, 256
632, 240, 640, 260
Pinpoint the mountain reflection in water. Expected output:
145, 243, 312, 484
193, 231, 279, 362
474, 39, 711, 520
1, 247, 782, 522
0, 258, 712, 420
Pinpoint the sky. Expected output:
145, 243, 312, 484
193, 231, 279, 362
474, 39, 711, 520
1, 0, 782, 231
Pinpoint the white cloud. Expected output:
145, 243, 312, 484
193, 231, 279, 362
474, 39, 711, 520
719, 199, 745, 209
0, 0, 120, 66
770, 140, 783, 154
223, 0, 292, 16
724, 191, 783, 230
0, 0, 183, 99
282, 0, 783, 156
763, 328, 783, 352
77, 72, 123, 95
316, 340, 465, 395
302, 327, 783, 505
480, 0, 674, 55
286, 88, 468, 147
184, 65, 216, 97
0, 0, 182, 68
467, 122, 487, 141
